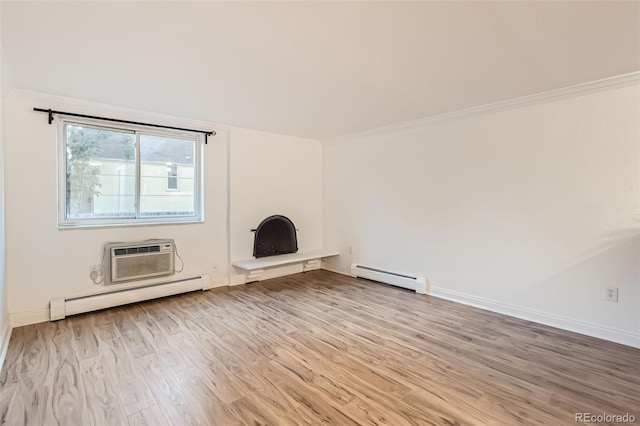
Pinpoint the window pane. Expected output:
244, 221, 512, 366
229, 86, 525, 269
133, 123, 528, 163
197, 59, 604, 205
167, 164, 178, 190
65, 124, 136, 219
139, 134, 196, 217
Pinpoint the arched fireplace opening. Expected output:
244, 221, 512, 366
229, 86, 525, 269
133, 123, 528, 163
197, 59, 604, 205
252, 215, 298, 258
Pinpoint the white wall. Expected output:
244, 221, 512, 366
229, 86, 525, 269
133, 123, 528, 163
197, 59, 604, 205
323, 82, 640, 347
0, 4, 9, 356
229, 127, 323, 280
4, 90, 325, 323
4, 91, 230, 322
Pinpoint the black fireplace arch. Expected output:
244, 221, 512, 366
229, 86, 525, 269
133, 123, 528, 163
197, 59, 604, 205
252, 215, 298, 258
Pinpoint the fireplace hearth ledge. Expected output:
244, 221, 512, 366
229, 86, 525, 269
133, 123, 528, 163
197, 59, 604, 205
232, 249, 339, 283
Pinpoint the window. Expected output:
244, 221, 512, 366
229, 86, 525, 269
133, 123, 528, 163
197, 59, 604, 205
59, 119, 202, 227
167, 163, 179, 191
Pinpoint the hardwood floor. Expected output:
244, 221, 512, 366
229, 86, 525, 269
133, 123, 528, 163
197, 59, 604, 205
1, 270, 638, 425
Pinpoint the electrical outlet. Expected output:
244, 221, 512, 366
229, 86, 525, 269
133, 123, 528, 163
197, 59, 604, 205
347, 246, 353, 255
89, 265, 104, 283
212, 263, 218, 271
605, 286, 618, 302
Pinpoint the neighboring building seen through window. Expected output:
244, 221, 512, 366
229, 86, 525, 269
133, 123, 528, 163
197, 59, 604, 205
167, 163, 179, 191
61, 120, 201, 226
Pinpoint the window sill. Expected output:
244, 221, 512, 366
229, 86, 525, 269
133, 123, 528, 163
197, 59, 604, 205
58, 218, 204, 230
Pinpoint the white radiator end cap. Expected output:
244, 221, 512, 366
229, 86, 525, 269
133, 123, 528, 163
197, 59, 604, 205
349, 263, 358, 277
415, 277, 428, 295
201, 274, 212, 290
50, 298, 66, 321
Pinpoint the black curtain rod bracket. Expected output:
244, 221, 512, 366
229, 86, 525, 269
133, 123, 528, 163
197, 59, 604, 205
33, 107, 215, 144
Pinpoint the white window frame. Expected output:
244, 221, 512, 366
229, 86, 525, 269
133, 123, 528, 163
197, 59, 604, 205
57, 116, 204, 228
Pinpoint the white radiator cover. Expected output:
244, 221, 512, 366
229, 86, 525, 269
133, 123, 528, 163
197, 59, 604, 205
350, 264, 427, 294
50, 275, 210, 321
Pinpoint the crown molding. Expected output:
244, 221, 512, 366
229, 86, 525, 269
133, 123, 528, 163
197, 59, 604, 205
324, 72, 640, 145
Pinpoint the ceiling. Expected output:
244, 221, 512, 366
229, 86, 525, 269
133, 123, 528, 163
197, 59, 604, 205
2, 1, 639, 140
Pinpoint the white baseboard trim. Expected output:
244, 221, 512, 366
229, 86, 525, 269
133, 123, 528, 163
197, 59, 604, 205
229, 274, 246, 286
209, 275, 229, 288
12, 273, 637, 349
0, 317, 12, 372
429, 286, 640, 349
10, 309, 50, 328
320, 263, 351, 277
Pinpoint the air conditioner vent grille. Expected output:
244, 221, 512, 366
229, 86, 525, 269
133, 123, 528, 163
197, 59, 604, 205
113, 245, 162, 256
114, 253, 173, 281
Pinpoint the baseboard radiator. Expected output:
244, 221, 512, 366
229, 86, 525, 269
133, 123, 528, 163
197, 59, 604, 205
350, 264, 427, 294
50, 276, 209, 321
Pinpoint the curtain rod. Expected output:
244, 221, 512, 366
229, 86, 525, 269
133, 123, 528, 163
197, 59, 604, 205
33, 108, 216, 144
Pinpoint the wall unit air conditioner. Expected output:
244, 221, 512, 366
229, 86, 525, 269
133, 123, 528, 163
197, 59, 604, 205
105, 240, 175, 284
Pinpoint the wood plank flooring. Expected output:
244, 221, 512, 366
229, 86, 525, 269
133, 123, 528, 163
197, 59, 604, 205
1, 270, 638, 425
